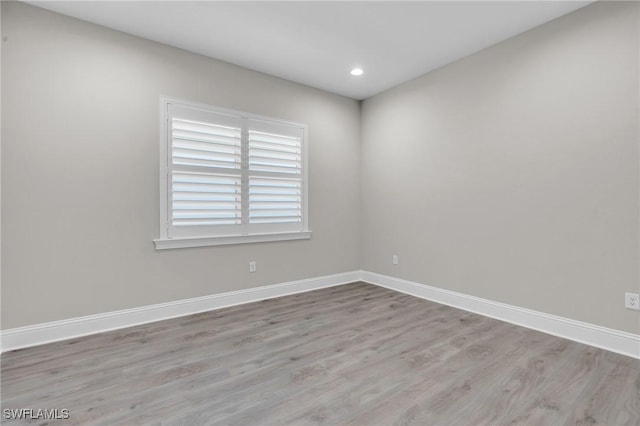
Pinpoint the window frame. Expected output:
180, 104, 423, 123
154, 97, 310, 250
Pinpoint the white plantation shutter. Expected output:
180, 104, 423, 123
248, 130, 302, 175
171, 120, 241, 169
171, 173, 242, 227
160, 99, 308, 243
167, 105, 244, 238
249, 177, 302, 224
248, 119, 303, 230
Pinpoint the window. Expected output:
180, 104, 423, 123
154, 98, 310, 249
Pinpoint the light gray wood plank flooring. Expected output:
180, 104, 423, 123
2, 282, 638, 425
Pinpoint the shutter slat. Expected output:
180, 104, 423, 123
174, 140, 239, 155
249, 157, 300, 168
173, 132, 240, 147
173, 184, 240, 194
248, 179, 300, 188
250, 217, 302, 224
173, 119, 241, 139
173, 193, 239, 202
250, 187, 300, 195
250, 210, 301, 217
247, 142, 300, 155
172, 175, 238, 184
174, 210, 241, 219
249, 149, 300, 161
251, 141, 302, 156
174, 201, 241, 210
248, 165, 301, 174
248, 131, 301, 147
250, 202, 300, 209
174, 219, 240, 226
173, 157, 241, 169
174, 149, 240, 163
250, 195, 301, 202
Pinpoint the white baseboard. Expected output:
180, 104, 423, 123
0, 271, 360, 353
3, 270, 638, 359
360, 271, 640, 359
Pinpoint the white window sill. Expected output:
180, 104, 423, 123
153, 230, 312, 250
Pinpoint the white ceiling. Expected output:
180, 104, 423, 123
29, 1, 593, 100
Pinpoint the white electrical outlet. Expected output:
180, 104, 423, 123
249, 261, 257, 273
625, 292, 639, 310
392, 255, 399, 265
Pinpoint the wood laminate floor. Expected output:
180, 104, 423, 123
1, 282, 639, 425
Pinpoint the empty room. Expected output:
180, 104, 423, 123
1, 0, 639, 424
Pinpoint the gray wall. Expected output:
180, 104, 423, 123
3, 1, 639, 335
361, 1, 640, 334
1, 2, 361, 329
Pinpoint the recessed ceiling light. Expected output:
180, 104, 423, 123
350, 68, 364, 76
